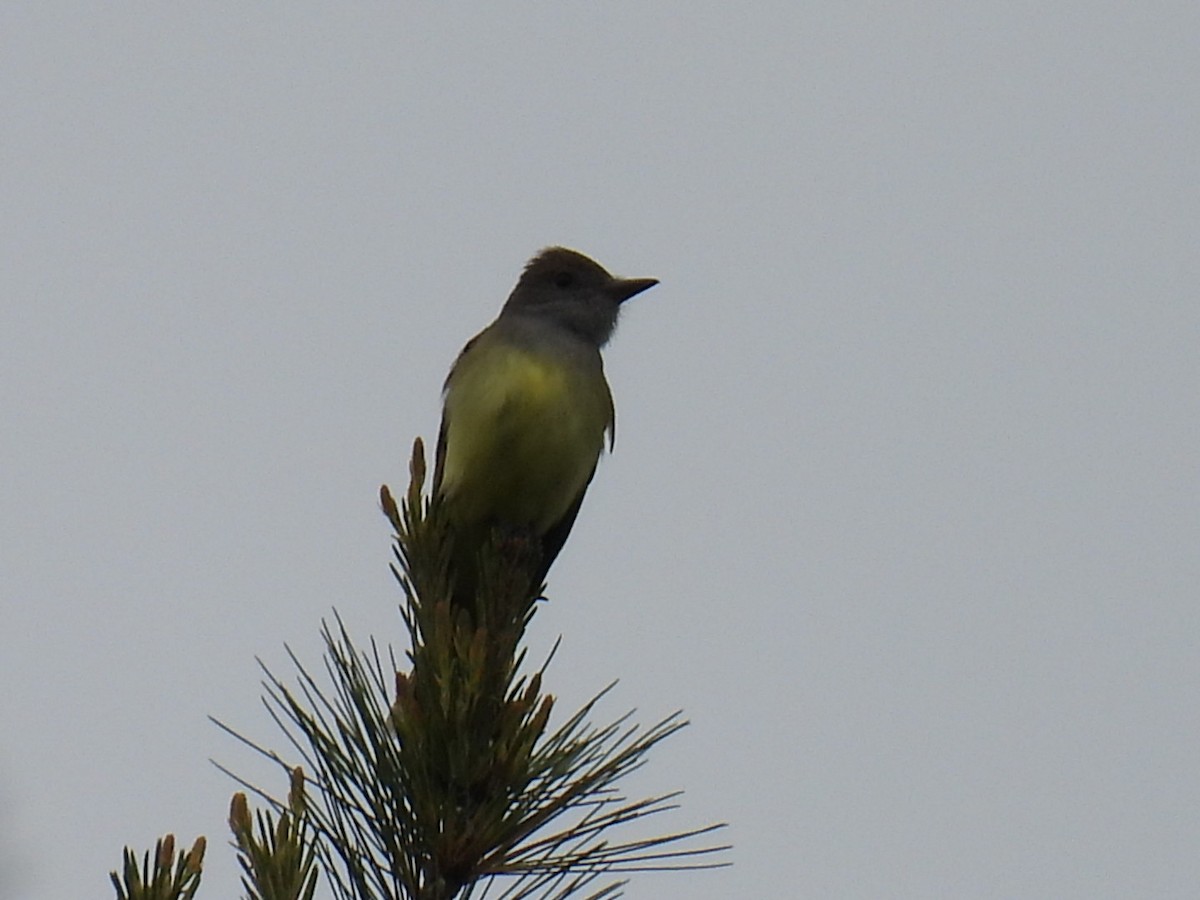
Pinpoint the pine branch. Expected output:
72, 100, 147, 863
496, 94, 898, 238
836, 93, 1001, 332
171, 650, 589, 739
211, 437, 729, 898
110, 835, 206, 900
228, 768, 321, 900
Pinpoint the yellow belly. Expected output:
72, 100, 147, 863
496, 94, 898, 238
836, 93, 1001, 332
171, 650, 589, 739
440, 344, 611, 533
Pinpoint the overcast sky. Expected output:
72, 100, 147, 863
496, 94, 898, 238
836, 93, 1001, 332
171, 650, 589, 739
2, 4, 1198, 898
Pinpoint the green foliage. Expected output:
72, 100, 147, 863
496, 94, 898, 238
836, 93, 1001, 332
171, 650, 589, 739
168, 435, 727, 899
111, 834, 205, 900
228, 768, 320, 900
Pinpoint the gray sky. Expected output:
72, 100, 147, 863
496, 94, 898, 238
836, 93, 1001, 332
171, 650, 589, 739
3, 4, 1198, 898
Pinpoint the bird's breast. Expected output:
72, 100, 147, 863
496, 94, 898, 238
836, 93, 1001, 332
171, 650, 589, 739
440, 344, 611, 533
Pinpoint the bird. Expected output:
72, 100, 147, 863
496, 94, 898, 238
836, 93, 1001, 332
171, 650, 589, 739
433, 246, 657, 607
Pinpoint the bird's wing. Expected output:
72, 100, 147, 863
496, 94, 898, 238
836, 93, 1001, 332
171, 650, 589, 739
535, 461, 597, 587
432, 413, 448, 496
537, 374, 612, 586
433, 334, 480, 495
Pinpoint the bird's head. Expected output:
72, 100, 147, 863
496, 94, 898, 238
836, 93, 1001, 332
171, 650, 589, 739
502, 247, 658, 347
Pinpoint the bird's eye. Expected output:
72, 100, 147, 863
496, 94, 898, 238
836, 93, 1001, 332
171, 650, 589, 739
553, 272, 575, 289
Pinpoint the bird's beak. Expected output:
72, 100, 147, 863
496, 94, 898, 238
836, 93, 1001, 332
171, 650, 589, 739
609, 277, 659, 303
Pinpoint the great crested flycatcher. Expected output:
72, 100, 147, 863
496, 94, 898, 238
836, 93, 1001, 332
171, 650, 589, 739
433, 246, 657, 603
